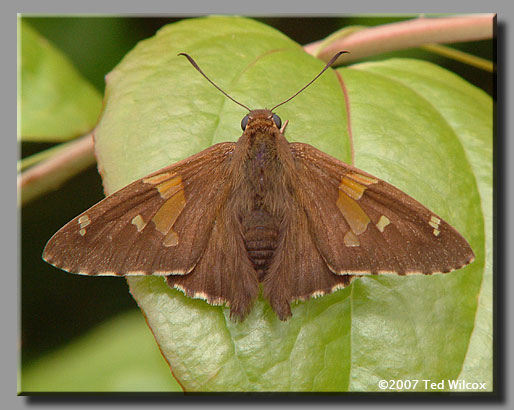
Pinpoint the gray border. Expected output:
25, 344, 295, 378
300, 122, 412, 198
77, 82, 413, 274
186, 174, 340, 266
10, 1, 510, 409
11, 0, 511, 14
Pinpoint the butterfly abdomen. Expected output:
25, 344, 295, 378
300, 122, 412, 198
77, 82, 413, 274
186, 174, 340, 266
241, 208, 279, 281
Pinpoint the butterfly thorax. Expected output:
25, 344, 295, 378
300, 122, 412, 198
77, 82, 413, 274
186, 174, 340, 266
245, 129, 280, 194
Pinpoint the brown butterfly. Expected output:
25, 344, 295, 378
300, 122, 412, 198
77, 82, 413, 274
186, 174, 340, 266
43, 52, 475, 322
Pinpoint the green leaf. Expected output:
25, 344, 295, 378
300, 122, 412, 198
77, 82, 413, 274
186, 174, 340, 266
334, 60, 491, 391
18, 20, 103, 142
346, 60, 493, 390
94, 17, 491, 392
20, 311, 183, 392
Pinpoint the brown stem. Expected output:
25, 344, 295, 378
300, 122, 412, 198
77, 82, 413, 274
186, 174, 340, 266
304, 14, 495, 64
18, 133, 96, 206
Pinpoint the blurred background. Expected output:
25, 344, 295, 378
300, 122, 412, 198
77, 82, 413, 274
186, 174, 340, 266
19, 15, 494, 391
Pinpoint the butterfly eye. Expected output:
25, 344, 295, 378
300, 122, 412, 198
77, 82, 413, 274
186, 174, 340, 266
241, 115, 249, 130
272, 114, 282, 129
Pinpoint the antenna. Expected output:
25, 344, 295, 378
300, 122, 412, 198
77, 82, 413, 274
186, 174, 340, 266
270, 51, 348, 111
179, 51, 348, 113
178, 53, 251, 112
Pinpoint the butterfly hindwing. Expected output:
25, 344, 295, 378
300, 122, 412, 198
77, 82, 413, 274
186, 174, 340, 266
289, 142, 475, 276
167, 204, 260, 321
43, 142, 236, 276
261, 198, 358, 321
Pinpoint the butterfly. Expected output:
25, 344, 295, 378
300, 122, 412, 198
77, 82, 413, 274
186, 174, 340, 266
43, 52, 475, 321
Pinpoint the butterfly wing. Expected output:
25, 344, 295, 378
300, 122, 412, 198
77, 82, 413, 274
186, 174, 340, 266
261, 198, 359, 320
43, 142, 236, 276
166, 204, 260, 321
289, 142, 475, 276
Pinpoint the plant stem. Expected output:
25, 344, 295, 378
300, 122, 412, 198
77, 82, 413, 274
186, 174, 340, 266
304, 14, 495, 65
421, 43, 494, 72
18, 133, 96, 206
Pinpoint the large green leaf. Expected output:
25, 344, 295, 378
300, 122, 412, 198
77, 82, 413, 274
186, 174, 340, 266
346, 60, 493, 389
94, 17, 491, 392
18, 20, 102, 142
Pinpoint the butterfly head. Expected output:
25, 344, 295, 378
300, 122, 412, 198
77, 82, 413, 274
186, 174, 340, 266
241, 109, 282, 132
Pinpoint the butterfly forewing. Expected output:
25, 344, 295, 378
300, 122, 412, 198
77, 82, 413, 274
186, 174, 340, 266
43, 142, 236, 276
289, 142, 475, 276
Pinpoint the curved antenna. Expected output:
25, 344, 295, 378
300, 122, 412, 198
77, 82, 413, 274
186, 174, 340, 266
178, 53, 251, 112
270, 51, 348, 112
